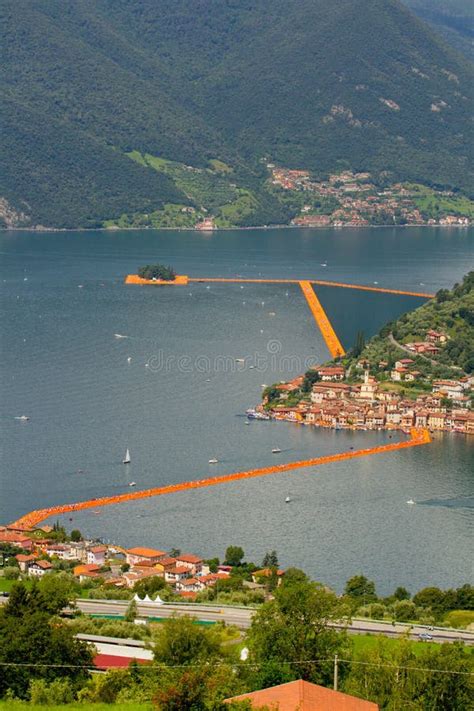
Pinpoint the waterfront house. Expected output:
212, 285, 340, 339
126, 547, 167, 566
428, 412, 447, 430
415, 411, 428, 427
386, 411, 401, 426
29, 560, 53, 577
87, 545, 107, 566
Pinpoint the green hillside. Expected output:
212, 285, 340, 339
343, 271, 474, 378
1, 0, 473, 228
404, 0, 474, 61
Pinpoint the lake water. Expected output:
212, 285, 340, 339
1, 227, 473, 594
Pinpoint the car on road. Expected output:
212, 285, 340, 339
418, 632, 433, 641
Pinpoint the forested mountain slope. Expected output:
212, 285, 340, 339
404, 0, 474, 61
1, 0, 473, 228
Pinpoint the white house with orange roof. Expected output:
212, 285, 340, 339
126, 547, 167, 567
87, 545, 107, 566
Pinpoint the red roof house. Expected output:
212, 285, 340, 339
224, 679, 379, 710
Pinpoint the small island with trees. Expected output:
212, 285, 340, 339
125, 264, 189, 286
137, 264, 176, 281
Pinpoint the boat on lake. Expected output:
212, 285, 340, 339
209, 458, 219, 464
272, 447, 282, 454
123, 448, 131, 464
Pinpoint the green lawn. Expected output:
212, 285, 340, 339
0, 704, 151, 711
352, 634, 437, 655
0, 578, 22, 594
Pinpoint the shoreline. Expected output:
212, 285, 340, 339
2, 223, 472, 234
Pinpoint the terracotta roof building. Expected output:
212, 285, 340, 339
224, 679, 379, 710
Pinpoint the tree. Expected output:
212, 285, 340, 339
247, 578, 349, 686
393, 600, 416, 622
302, 369, 321, 393
70, 529, 83, 542
281, 567, 309, 587
134, 575, 168, 598
154, 669, 207, 710
3, 566, 19, 580
413, 587, 447, 615
153, 615, 221, 667
393, 586, 410, 601
125, 599, 137, 623
0, 581, 93, 699
204, 557, 219, 573
261, 550, 278, 568
352, 330, 366, 358
224, 546, 245, 567
344, 575, 377, 605
138, 264, 176, 281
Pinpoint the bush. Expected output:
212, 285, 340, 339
3, 566, 20, 580
29, 678, 74, 705
393, 600, 417, 622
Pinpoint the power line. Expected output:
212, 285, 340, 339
0, 659, 471, 676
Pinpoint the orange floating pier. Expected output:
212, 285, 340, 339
11, 429, 430, 529
125, 274, 434, 298
311, 279, 434, 299
299, 281, 345, 357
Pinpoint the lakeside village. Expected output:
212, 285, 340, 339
269, 167, 472, 228
255, 329, 473, 436
0, 525, 282, 601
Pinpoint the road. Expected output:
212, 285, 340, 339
76, 599, 474, 645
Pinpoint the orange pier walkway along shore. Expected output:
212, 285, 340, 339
11, 429, 431, 529
299, 281, 345, 358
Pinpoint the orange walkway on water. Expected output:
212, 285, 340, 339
11, 429, 430, 529
311, 280, 433, 298
299, 281, 345, 358
184, 277, 434, 298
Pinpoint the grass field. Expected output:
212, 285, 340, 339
444, 610, 474, 629
352, 634, 437, 655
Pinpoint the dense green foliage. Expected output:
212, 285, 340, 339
326, 272, 474, 382
404, 0, 474, 61
137, 265, 176, 281
0, 581, 93, 699
1, 0, 473, 228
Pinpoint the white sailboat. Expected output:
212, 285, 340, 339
123, 448, 131, 464
209, 457, 219, 464
272, 447, 281, 454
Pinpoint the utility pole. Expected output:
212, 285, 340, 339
334, 654, 339, 691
